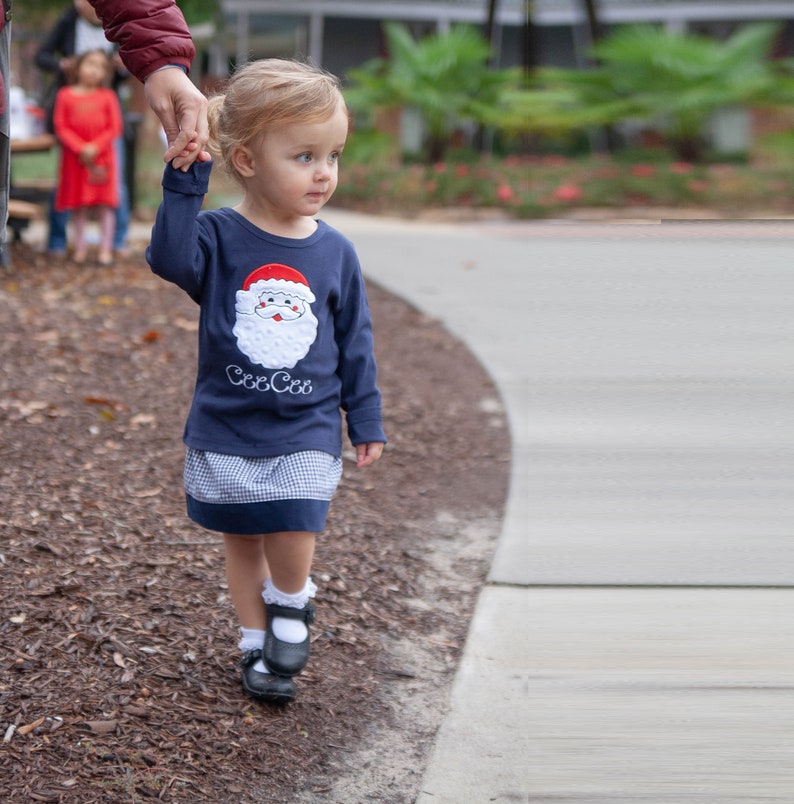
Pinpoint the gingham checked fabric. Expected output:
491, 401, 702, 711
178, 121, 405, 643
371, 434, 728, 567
184, 449, 342, 504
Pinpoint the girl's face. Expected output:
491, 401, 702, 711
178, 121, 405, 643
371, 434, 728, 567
77, 52, 109, 88
236, 101, 349, 221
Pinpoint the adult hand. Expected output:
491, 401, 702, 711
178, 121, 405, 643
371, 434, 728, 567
144, 66, 210, 170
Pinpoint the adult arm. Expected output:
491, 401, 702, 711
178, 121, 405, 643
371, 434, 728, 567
89, 0, 209, 169
88, 0, 193, 80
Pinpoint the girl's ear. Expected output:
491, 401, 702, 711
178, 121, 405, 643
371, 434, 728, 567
231, 145, 255, 178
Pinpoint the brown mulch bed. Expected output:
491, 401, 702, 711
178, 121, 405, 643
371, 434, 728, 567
0, 240, 509, 803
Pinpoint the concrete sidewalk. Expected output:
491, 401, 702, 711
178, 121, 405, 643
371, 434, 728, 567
323, 212, 794, 803
323, 210, 532, 802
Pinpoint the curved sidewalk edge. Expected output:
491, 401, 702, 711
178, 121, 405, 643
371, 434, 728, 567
320, 209, 532, 803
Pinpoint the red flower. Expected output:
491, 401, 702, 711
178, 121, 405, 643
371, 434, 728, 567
595, 166, 619, 179
542, 155, 570, 168
687, 179, 710, 194
496, 184, 515, 201
455, 164, 470, 178
433, 162, 447, 174
631, 164, 656, 178
670, 161, 693, 174
553, 183, 583, 202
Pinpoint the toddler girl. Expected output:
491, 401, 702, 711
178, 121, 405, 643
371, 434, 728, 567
146, 59, 385, 704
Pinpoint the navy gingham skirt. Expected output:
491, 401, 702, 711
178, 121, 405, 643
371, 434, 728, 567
184, 449, 342, 535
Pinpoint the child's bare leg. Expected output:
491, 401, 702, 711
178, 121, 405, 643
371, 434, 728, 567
225, 532, 296, 702
262, 531, 315, 594
71, 208, 87, 262
262, 531, 317, 676
223, 533, 270, 630
97, 205, 115, 264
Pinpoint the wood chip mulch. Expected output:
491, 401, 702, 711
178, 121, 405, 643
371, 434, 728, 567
0, 240, 509, 803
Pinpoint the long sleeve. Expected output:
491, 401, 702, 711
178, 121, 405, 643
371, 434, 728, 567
334, 259, 385, 446
52, 89, 85, 155
89, 0, 195, 81
146, 160, 213, 301
99, 90, 124, 150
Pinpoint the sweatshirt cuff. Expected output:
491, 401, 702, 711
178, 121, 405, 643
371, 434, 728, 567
146, 63, 190, 78
347, 408, 386, 446
161, 160, 212, 195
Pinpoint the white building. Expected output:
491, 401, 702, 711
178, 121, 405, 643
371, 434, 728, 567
211, 0, 794, 78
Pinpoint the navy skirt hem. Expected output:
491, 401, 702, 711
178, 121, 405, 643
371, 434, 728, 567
186, 494, 330, 535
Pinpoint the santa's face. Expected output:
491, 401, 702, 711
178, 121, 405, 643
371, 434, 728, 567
254, 290, 307, 323
233, 280, 318, 370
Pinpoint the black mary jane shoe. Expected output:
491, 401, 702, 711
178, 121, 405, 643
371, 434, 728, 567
240, 649, 297, 703
263, 602, 316, 678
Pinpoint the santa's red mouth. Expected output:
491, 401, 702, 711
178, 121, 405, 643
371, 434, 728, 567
273, 314, 283, 322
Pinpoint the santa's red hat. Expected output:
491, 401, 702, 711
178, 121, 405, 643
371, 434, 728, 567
241, 263, 315, 302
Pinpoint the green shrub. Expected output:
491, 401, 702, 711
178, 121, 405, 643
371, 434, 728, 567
528, 22, 794, 161
344, 23, 525, 162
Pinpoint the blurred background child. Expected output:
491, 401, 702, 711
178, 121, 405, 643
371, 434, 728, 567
52, 48, 121, 265
36, 0, 131, 257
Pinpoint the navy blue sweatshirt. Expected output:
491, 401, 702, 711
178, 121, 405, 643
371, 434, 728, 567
146, 161, 385, 458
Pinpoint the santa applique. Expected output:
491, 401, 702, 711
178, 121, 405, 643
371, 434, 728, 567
232, 263, 319, 370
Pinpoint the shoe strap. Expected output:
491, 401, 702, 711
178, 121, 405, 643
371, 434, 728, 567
240, 648, 263, 667
266, 602, 316, 625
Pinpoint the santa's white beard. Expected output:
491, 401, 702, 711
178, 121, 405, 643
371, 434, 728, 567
232, 309, 319, 369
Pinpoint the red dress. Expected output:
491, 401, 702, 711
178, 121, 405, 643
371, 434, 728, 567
53, 86, 122, 211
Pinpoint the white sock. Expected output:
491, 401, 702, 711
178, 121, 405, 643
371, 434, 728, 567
238, 628, 270, 674
262, 578, 317, 644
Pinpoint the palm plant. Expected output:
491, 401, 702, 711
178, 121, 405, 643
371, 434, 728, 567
344, 22, 523, 161
529, 22, 794, 160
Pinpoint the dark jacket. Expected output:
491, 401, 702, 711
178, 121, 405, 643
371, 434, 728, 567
36, 6, 129, 131
36, 7, 128, 92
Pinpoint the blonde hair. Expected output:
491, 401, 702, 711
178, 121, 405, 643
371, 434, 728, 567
207, 59, 346, 185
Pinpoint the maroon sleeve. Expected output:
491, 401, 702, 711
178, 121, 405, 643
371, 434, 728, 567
89, 0, 195, 82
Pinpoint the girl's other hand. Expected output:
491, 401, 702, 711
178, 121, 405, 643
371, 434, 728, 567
356, 442, 384, 468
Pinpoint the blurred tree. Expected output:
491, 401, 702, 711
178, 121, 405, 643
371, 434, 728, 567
345, 22, 523, 161
16, 0, 217, 28
527, 22, 794, 160
581, 0, 604, 44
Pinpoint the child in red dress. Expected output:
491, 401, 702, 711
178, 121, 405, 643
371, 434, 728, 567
52, 49, 122, 265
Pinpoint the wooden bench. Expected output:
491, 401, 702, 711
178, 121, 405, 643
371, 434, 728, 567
7, 198, 44, 242
8, 134, 56, 242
